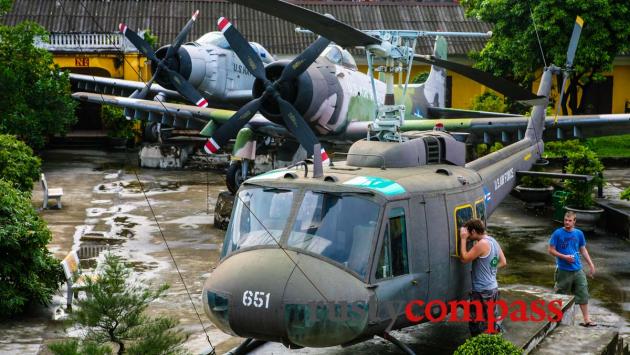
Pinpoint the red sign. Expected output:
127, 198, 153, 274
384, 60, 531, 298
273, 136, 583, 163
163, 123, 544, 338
75, 57, 89, 67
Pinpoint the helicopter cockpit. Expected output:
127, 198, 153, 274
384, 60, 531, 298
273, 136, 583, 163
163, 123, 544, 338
222, 185, 381, 278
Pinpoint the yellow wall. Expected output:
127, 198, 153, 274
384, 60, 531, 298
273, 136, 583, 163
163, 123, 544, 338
52, 52, 150, 81
612, 65, 630, 114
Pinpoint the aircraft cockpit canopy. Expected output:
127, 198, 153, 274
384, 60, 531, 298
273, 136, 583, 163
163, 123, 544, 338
222, 186, 380, 278
196, 32, 273, 63
323, 45, 357, 70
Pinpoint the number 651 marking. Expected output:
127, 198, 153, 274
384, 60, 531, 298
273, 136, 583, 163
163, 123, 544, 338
242, 290, 271, 309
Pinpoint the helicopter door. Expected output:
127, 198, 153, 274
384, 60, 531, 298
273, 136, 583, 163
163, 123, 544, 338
372, 201, 424, 328
424, 194, 450, 306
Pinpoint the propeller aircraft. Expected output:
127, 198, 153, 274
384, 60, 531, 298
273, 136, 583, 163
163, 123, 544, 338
71, 3, 630, 195
199, 4, 629, 354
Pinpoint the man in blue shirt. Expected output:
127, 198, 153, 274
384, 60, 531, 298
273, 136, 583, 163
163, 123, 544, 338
548, 211, 596, 327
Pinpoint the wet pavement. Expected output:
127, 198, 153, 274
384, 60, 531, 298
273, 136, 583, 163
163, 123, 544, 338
0, 149, 628, 354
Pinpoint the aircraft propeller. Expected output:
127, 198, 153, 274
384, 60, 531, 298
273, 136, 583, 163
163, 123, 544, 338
554, 16, 584, 118
119, 10, 209, 107
204, 17, 330, 162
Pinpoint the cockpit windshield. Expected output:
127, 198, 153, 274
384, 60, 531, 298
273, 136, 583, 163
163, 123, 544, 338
221, 187, 380, 278
287, 191, 379, 277
222, 187, 294, 257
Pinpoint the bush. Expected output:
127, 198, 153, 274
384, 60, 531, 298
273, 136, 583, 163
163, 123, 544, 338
0, 180, 64, 317
564, 147, 604, 209
101, 105, 134, 139
621, 187, 630, 201
0, 134, 41, 194
470, 92, 507, 113
489, 142, 504, 153
51, 254, 189, 355
544, 140, 584, 159
454, 333, 522, 355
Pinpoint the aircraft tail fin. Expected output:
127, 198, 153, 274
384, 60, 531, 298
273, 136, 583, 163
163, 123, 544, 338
421, 36, 448, 110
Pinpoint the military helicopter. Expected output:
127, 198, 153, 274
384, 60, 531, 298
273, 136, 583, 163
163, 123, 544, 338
201, 2, 587, 353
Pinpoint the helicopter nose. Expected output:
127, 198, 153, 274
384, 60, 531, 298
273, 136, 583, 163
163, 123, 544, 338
202, 248, 370, 347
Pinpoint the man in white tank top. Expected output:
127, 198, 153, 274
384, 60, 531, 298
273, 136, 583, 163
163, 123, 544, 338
460, 219, 507, 336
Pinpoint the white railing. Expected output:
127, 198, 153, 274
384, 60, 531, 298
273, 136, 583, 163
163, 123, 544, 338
35, 33, 139, 52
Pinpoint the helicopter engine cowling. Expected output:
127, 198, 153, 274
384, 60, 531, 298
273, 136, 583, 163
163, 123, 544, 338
252, 59, 345, 136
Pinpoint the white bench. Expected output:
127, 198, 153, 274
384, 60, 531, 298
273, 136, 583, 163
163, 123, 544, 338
41, 173, 63, 209
60, 250, 96, 309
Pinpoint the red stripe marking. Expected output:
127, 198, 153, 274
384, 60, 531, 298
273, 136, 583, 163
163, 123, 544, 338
192, 10, 199, 21
321, 148, 329, 163
196, 98, 208, 108
119, 23, 127, 34
204, 138, 220, 154
217, 17, 230, 32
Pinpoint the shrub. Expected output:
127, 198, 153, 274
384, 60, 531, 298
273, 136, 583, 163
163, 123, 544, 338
48, 339, 111, 355
101, 105, 134, 139
50, 254, 189, 355
454, 333, 522, 355
621, 187, 630, 201
0, 134, 41, 194
476, 143, 489, 157
470, 92, 507, 113
0, 180, 64, 317
489, 142, 504, 153
564, 147, 604, 209
544, 140, 585, 158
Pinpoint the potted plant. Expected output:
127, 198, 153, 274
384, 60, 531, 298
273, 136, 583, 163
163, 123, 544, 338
101, 105, 134, 148
514, 167, 554, 205
563, 145, 605, 231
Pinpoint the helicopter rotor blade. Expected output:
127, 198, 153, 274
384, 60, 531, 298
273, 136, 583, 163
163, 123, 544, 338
279, 36, 331, 82
217, 17, 268, 81
204, 98, 263, 154
165, 10, 200, 59
555, 16, 585, 118
413, 54, 546, 105
226, 0, 380, 48
119, 23, 159, 62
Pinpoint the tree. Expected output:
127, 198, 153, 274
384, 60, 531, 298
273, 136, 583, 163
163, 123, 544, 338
461, 0, 630, 115
51, 254, 189, 355
0, 180, 64, 317
0, 134, 41, 194
0, 21, 77, 150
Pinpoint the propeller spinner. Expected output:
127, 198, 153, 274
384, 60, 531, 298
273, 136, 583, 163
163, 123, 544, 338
119, 10, 208, 107
204, 17, 330, 164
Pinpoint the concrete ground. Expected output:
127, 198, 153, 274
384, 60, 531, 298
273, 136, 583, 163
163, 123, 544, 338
0, 149, 628, 354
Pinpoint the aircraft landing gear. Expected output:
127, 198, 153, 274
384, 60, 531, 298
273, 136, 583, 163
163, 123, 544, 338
224, 338, 265, 355
380, 332, 416, 355
226, 160, 250, 194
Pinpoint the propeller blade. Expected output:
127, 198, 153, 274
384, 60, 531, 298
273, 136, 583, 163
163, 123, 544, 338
279, 36, 331, 82
217, 17, 267, 81
276, 97, 321, 157
165, 10, 200, 59
204, 98, 262, 154
414, 55, 546, 105
165, 68, 208, 107
566, 16, 584, 68
119, 23, 159, 62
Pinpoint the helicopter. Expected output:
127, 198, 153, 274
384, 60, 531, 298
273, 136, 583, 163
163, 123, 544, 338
201, 2, 594, 354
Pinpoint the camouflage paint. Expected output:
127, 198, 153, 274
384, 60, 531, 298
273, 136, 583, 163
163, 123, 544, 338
232, 127, 256, 160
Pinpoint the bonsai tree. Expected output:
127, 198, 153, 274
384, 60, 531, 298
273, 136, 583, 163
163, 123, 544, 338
454, 333, 521, 355
564, 146, 604, 210
49, 253, 189, 355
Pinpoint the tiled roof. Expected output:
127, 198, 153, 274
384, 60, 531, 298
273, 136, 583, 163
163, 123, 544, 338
2, 1, 491, 57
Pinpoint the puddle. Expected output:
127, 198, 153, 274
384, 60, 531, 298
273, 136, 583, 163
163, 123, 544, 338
94, 180, 188, 197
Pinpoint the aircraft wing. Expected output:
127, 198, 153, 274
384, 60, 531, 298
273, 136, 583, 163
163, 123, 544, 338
70, 74, 183, 100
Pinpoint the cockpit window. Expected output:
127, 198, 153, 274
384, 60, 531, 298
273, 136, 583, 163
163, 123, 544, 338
196, 32, 230, 49
222, 187, 294, 257
341, 49, 357, 70
324, 46, 342, 64
287, 191, 380, 278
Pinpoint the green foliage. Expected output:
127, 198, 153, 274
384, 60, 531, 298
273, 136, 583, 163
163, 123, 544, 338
0, 21, 77, 150
0, 0, 12, 16
66, 254, 188, 355
470, 91, 508, 113
544, 139, 584, 158
142, 29, 158, 49
454, 333, 522, 355
476, 143, 489, 157
564, 146, 604, 209
0, 134, 41, 194
519, 174, 552, 188
461, 0, 630, 115
412, 71, 429, 84
620, 187, 630, 201
489, 142, 504, 153
101, 105, 134, 139
48, 339, 112, 355
584, 134, 630, 157
0, 180, 64, 317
